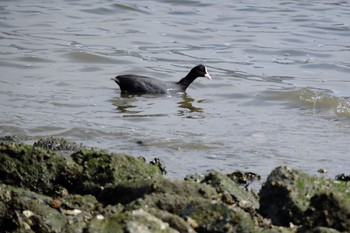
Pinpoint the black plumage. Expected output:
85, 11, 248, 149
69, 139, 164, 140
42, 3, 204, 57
112, 64, 211, 94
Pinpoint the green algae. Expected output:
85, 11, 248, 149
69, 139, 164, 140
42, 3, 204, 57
0, 142, 70, 195
260, 166, 350, 229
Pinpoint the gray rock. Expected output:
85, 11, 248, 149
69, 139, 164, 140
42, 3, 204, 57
0, 142, 162, 196
259, 166, 350, 229
87, 209, 179, 233
0, 183, 98, 233
203, 171, 260, 210
304, 192, 350, 232
180, 199, 258, 233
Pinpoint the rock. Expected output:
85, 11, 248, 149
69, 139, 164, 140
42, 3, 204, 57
2, 141, 350, 233
149, 158, 167, 175
259, 166, 350, 228
304, 192, 350, 232
147, 208, 196, 233
33, 137, 83, 152
87, 209, 179, 233
307, 227, 342, 233
71, 149, 163, 195
0, 142, 80, 196
100, 178, 218, 208
0, 135, 24, 142
226, 170, 261, 186
335, 173, 350, 182
126, 209, 179, 233
202, 171, 260, 210
180, 199, 258, 233
0, 183, 98, 233
0, 142, 162, 196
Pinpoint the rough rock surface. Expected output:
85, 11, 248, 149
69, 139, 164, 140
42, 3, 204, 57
259, 166, 350, 232
0, 141, 348, 233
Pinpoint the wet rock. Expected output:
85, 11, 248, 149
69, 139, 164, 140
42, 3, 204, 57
2, 141, 350, 233
33, 137, 83, 152
317, 168, 328, 174
303, 192, 350, 232
127, 209, 179, 233
259, 166, 350, 228
87, 209, 179, 233
180, 199, 258, 233
306, 227, 342, 233
150, 157, 167, 175
147, 208, 196, 233
0, 142, 80, 196
100, 178, 218, 208
0, 142, 162, 197
202, 171, 260, 210
0, 135, 24, 142
0, 183, 98, 233
259, 166, 314, 226
226, 170, 261, 186
71, 149, 163, 195
184, 173, 205, 183
98, 179, 159, 205
335, 173, 350, 182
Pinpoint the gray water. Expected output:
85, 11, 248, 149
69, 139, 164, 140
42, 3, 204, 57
1, 0, 350, 182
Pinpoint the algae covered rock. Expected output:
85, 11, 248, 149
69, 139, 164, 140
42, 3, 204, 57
2, 141, 350, 233
101, 178, 219, 211
180, 199, 258, 233
0, 142, 163, 196
87, 209, 179, 233
71, 149, 162, 195
33, 137, 83, 152
259, 166, 350, 229
0, 183, 98, 233
147, 208, 196, 233
203, 171, 259, 210
304, 191, 350, 232
0, 142, 79, 196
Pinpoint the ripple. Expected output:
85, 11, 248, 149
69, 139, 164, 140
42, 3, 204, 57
64, 51, 123, 64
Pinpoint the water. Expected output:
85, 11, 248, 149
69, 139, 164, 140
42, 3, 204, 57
1, 0, 350, 183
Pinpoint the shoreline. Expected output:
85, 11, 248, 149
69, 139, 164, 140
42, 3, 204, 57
0, 138, 349, 232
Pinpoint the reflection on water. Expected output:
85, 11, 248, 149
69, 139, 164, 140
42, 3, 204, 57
112, 94, 141, 114
177, 94, 204, 116
112, 92, 205, 118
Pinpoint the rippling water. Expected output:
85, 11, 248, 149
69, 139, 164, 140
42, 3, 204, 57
1, 0, 350, 182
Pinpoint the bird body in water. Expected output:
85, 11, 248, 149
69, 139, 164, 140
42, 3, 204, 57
112, 64, 211, 94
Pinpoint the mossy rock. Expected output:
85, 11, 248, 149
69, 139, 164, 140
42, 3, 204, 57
71, 149, 162, 195
259, 166, 350, 227
180, 199, 258, 233
303, 192, 350, 232
0, 142, 79, 195
0, 183, 100, 233
0, 142, 162, 196
33, 137, 83, 152
203, 171, 259, 209
87, 209, 179, 233
147, 208, 196, 233
100, 178, 218, 207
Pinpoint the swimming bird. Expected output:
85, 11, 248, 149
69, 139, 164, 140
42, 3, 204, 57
112, 64, 211, 94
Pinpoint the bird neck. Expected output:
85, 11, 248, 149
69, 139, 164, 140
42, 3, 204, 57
177, 72, 197, 90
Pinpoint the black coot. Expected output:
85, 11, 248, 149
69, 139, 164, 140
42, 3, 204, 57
112, 64, 211, 94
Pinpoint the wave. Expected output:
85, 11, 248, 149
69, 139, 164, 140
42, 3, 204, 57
297, 88, 350, 118
263, 87, 350, 120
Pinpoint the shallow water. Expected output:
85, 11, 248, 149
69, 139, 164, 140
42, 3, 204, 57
1, 0, 350, 183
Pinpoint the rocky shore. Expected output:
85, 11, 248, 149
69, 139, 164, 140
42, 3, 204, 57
0, 139, 349, 233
